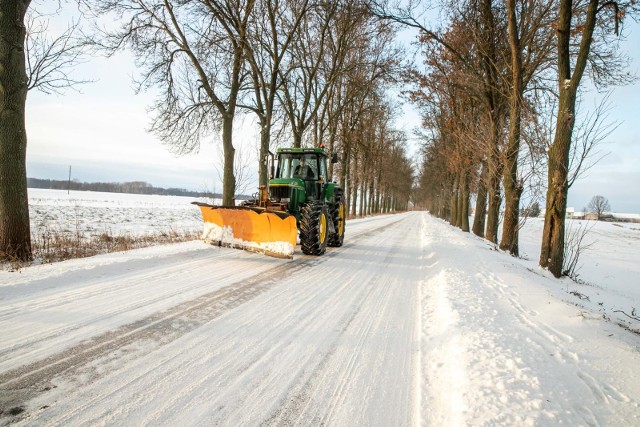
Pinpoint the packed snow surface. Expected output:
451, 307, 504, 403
1, 205, 639, 425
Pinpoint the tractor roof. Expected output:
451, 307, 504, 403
276, 147, 327, 155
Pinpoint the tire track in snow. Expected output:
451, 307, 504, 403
0, 257, 302, 415
0, 252, 236, 363
146, 215, 419, 426
260, 267, 381, 426
33, 261, 373, 426
260, 214, 423, 426
0, 216, 405, 422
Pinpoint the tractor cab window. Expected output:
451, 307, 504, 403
319, 156, 328, 181
277, 153, 319, 180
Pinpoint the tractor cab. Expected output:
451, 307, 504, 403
271, 149, 330, 202
275, 151, 327, 182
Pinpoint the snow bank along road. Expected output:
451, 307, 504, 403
1, 212, 638, 425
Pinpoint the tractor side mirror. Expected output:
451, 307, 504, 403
332, 153, 339, 164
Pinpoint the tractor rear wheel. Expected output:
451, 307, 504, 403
328, 192, 345, 247
300, 201, 329, 255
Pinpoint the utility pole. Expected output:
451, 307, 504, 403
68, 166, 72, 194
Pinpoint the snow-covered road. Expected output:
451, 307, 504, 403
1, 212, 639, 426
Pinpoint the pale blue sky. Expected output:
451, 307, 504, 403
25, 6, 640, 213
567, 20, 640, 213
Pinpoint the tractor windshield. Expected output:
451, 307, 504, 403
277, 153, 321, 180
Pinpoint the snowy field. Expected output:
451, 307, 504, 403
1, 191, 639, 425
519, 217, 640, 332
28, 188, 207, 237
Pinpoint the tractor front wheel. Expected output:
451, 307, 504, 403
300, 201, 329, 255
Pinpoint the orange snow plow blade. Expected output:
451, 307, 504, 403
192, 202, 298, 259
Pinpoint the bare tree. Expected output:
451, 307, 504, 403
373, 0, 510, 243
1, 0, 92, 262
320, 15, 399, 213
499, 0, 555, 256
277, 0, 361, 148
242, 0, 310, 186
475, 0, 510, 245
394, 1, 509, 236
587, 195, 611, 219
540, 0, 636, 277
86, 0, 255, 206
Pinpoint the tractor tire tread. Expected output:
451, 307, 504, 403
300, 201, 329, 255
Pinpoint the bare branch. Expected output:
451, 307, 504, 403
25, 10, 94, 94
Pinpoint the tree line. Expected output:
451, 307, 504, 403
1, 0, 414, 262
27, 178, 222, 198
372, 0, 637, 277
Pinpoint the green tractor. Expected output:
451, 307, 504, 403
194, 146, 345, 258
251, 146, 346, 255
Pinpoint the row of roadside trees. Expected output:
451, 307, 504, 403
0, 0, 415, 262
373, 0, 637, 277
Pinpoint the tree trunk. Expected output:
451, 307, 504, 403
479, 0, 504, 245
292, 126, 303, 148
375, 168, 383, 213
340, 132, 350, 209
472, 160, 488, 237
258, 118, 271, 186
500, 0, 524, 256
221, 114, 236, 206
485, 140, 502, 243
450, 175, 459, 227
500, 170, 523, 255
328, 129, 336, 181
350, 184, 358, 217
540, 0, 598, 277
456, 179, 463, 228
500, 180, 522, 256
368, 178, 375, 215
540, 89, 576, 275
460, 173, 470, 232
439, 187, 448, 220
350, 154, 359, 216
0, 0, 32, 262
359, 179, 366, 217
